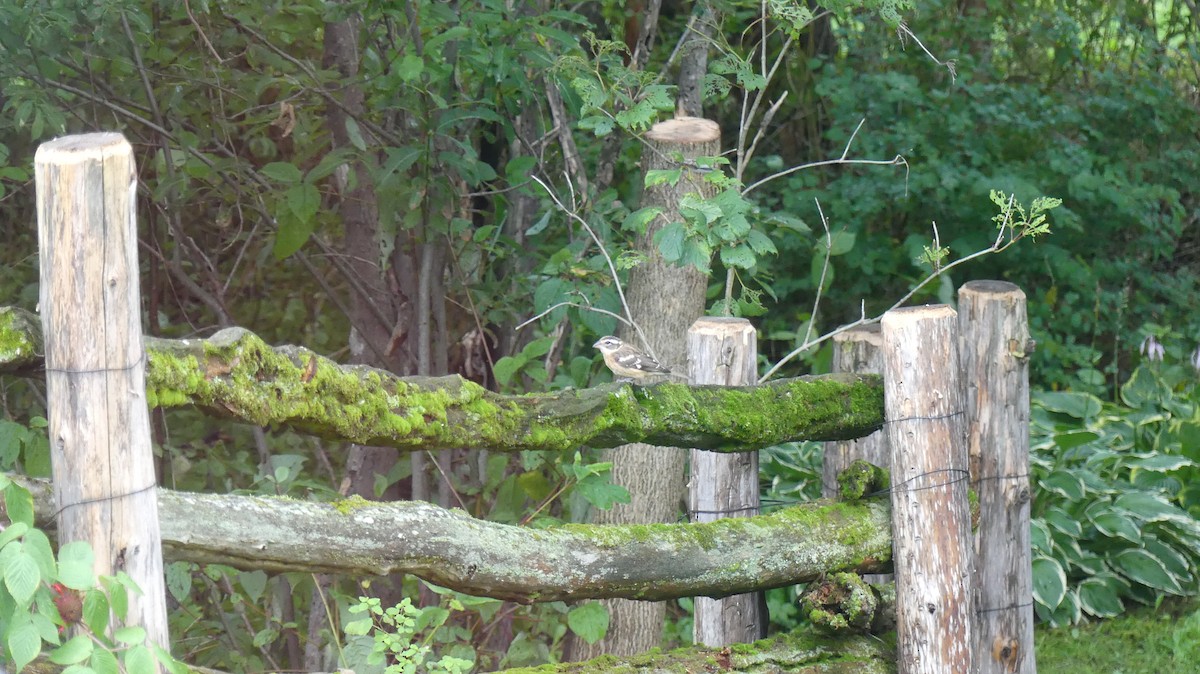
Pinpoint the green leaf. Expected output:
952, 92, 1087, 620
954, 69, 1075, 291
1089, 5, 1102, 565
491, 356, 525, 387
1032, 555, 1067, 609
653, 222, 687, 262
746, 228, 777, 255
273, 209, 315, 260
1112, 548, 1184, 594
1113, 492, 1191, 523
344, 118, 367, 151
286, 183, 320, 224
83, 588, 111, 635
821, 230, 857, 256
114, 626, 147, 645
49, 634, 93, 665
7, 613, 40, 672
1090, 509, 1142, 544
1051, 430, 1099, 450
239, 570, 268, 603
397, 54, 425, 82
344, 617, 373, 636
644, 169, 681, 187
567, 601, 609, 644
1042, 507, 1082, 538
57, 541, 95, 590
1078, 577, 1124, 618
23, 528, 56, 580
621, 207, 662, 234
5, 551, 40, 606
123, 645, 156, 674
260, 161, 302, 183
1129, 454, 1193, 472
720, 243, 756, 270
1035, 391, 1103, 419
3, 479, 33, 527
575, 474, 630, 510
90, 643, 119, 674
680, 239, 712, 273
165, 561, 192, 603
1039, 470, 1086, 501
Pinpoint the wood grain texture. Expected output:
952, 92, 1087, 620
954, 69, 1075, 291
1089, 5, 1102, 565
959, 281, 1035, 674
688, 317, 762, 645
882, 305, 973, 674
36, 133, 169, 651
823, 323, 887, 497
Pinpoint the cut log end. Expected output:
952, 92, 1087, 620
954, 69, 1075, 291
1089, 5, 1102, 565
833, 323, 882, 347
880, 304, 957, 328
646, 117, 721, 144
34, 132, 130, 164
959, 279, 1026, 300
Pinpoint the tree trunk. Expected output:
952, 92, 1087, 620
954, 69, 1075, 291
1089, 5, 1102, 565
572, 117, 717, 659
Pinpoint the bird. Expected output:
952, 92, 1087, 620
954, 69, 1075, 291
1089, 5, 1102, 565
593, 336, 673, 381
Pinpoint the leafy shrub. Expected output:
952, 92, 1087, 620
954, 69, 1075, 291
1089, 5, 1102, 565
1029, 361, 1200, 627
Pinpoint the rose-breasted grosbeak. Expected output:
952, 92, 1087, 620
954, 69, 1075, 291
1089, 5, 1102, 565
593, 336, 672, 380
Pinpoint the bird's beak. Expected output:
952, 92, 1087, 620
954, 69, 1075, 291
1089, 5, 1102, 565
592, 339, 602, 348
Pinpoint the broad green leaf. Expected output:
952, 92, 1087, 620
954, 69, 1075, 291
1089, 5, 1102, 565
653, 221, 687, 262
23, 528, 56, 579
285, 183, 320, 224
533, 278, 569, 317
1120, 367, 1160, 408
680, 239, 712, 273
1129, 454, 1192, 472
1042, 507, 1082, 537
5, 550, 40, 606
57, 541, 95, 590
239, 570, 268, 603
165, 561, 192, 603
720, 243, 756, 269
575, 474, 630, 511
7, 613, 40, 672
397, 54, 424, 82
3, 480, 32, 526
644, 169, 681, 187
517, 470, 553, 502
1031, 555, 1067, 609
622, 206, 662, 234
83, 588, 111, 635
822, 230, 857, 256
1035, 391, 1103, 419
260, 161, 302, 183
1114, 492, 1191, 523
114, 625, 147, 645
491, 356, 525, 387
1112, 548, 1184, 594
49, 634, 93, 665
746, 228, 778, 255
272, 210, 315, 260
124, 645, 156, 674
567, 601, 609, 644
90, 643, 119, 674
1078, 577, 1123, 618
1090, 509, 1141, 544
1040, 470, 1085, 501
1052, 430, 1099, 450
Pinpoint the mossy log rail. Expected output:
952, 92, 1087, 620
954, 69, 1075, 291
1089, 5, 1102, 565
9, 474, 891, 603
0, 307, 883, 453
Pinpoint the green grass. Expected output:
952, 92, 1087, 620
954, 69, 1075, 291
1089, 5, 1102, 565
1035, 598, 1200, 673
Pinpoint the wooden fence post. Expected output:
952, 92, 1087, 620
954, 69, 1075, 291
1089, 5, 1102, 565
822, 324, 887, 498
688, 317, 762, 645
960, 281, 1036, 674
882, 305, 972, 674
36, 133, 170, 651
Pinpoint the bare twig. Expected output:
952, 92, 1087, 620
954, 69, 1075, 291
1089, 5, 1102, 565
897, 22, 957, 81
759, 198, 1028, 382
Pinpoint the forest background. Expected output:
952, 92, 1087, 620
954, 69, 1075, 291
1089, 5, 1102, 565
0, 0, 1197, 672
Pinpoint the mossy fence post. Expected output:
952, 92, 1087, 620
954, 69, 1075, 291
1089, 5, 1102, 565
822, 323, 888, 497
688, 316, 762, 644
882, 305, 973, 674
959, 281, 1036, 674
35, 133, 170, 652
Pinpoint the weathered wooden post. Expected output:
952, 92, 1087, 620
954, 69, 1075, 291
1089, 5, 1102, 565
688, 317, 762, 645
959, 281, 1036, 674
822, 324, 887, 498
882, 305, 972, 674
36, 133, 170, 651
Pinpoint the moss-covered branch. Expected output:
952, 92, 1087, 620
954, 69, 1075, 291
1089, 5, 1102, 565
9, 474, 891, 603
0, 307, 883, 452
